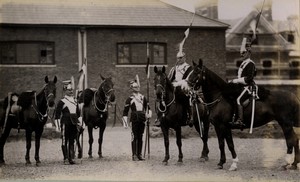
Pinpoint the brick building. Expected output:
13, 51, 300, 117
0, 0, 228, 113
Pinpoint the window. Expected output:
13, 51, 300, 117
0, 41, 54, 64
262, 59, 273, 76
289, 59, 300, 79
287, 32, 295, 43
117, 42, 166, 65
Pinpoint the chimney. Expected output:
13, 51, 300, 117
195, 0, 218, 19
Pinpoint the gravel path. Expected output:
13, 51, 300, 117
0, 126, 299, 182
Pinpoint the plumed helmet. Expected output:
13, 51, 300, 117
62, 77, 74, 91
240, 37, 252, 55
129, 75, 140, 92
176, 51, 186, 58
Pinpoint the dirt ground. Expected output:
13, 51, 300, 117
0, 126, 299, 182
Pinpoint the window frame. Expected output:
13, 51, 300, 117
0, 41, 55, 65
116, 42, 167, 65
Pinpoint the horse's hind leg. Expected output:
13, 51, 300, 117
25, 128, 33, 165
0, 126, 12, 165
215, 126, 226, 169
175, 127, 183, 163
34, 128, 44, 166
98, 124, 106, 158
281, 124, 299, 169
224, 129, 238, 171
88, 126, 94, 158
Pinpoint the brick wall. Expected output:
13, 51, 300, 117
0, 26, 226, 123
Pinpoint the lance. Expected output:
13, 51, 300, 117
249, 0, 264, 134
143, 42, 151, 159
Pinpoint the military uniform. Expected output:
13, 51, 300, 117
55, 80, 80, 164
122, 75, 152, 161
230, 37, 257, 127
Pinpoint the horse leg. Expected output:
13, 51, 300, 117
34, 127, 44, 166
88, 126, 94, 158
199, 119, 210, 162
281, 124, 299, 170
175, 127, 183, 163
224, 129, 238, 171
161, 126, 170, 165
215, 126, 226, 169
25, 128, 33, 165
98, 123, 106, 158
76, 132, 82, 159
0, 125, 12, 165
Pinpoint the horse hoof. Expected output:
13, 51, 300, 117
216, 165, 223, 169
162, 160, 168, 165
26, 161, 31, 165
89, 155, 93, 159
0, 161, 5, 166
177, 159, 183, 163
199, 157, 208, 162
289, 165, 297, 170
36, 162, 41, 167
229, 166, 237, 171
99, 154, 103, 159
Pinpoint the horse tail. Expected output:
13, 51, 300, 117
292, 94, 300, 128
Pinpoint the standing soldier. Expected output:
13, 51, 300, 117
55, 78, 80, 164
122, 75, 152, 161
229, 36, 257, 127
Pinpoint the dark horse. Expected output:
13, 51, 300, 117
0, 76, 57, 166
188, 59, 300, 170
154, 66, 210, 165
79, 75, 115, 158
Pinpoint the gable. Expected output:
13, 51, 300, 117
226, 10, 287, 48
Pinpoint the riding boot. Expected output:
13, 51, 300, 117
137, 139, 145, 161
188, 106, 194, 127
233, 105, 245, 128
68, 144, 76, 165
61, 145, 68, 164
131, 139, 138, 161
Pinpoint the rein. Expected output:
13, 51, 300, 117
156, 84, 176, 113
31, 86, 54, 122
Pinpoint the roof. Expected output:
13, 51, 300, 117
0, 0, 228, 28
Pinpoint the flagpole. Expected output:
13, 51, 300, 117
143, 42, 150, 159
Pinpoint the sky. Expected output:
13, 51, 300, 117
162, 0, 299, 20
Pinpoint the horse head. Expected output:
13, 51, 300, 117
44, 76, 57, 108
154, 66, 169, 102
188, 59, 205, 89
99, 74, 115, 103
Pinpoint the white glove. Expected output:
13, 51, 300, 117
145, 110, 152, 119
122, 116, 129, 129
172, 82, 179, 87
180, 80, 190, 91
55, 119, 60, 132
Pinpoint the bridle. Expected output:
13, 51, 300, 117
32, 83, 56, 122
93, 79, 115, 112
155, 74, 175, 113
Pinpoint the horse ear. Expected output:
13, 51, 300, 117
198, 58, 203, 68
193, 60, 197, 67
100, 74, 105, 80
154, 66, 158, 73
53, 76, 57, 83
45, 76, 49, 83
162, 66, 165, 73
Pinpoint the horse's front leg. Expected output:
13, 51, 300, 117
25, 128, 33, 165
161, 126, 170, 165
175, 127, 183, 163
281, 125, 299, 170
88, 126, 94, 158
98, 123, 106, 158
34, 127, 44, 166
215, 126, 226, 169
200, 119, 210, 162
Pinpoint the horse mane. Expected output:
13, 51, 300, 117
204, 66, 228, 90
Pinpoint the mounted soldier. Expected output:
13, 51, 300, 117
166, 49, 194, 127
228, 36, 257, 127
